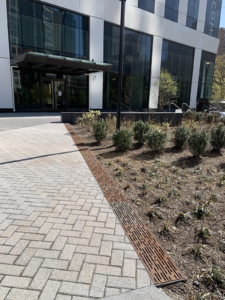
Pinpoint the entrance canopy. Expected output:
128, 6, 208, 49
11, 52, 112, 75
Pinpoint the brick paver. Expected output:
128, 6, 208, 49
0, 117, 153, 299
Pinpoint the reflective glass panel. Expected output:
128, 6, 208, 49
43, 20, 62, 52
138, 0, 155, 14
164, 0, 179, 22
197, 51, 216, 100
8, 12, 22, 45
22, 15, 43, 48
67, 75, 88, 109
20, 0, 42, 18
204, 0, 222, 37
186, 0, 199, 29
103, 22, 152, 109
161, 40, 194, 107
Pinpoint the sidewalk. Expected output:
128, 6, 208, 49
0, 118, 174, 300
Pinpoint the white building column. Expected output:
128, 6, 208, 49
88, 17, 104, 110
149, 36, 163, 108
178, 0, 188, 26
0, 0, 13, 111
190, 48, 202, 109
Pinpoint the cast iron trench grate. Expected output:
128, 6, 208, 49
65, 123, 186, 287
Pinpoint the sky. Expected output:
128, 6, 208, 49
220, 0, 225, 28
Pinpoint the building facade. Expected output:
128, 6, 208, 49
0, 0, 222, 112
217, 27, 225, 57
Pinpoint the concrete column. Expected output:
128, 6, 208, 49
155, 0, 165, 17
0, 0, 13, 110
178, 0, 188, 26
190, 48, 202, 109
89, 17, 104, 110
149, 36, 163, 108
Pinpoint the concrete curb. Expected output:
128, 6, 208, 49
100, 286, 174, 300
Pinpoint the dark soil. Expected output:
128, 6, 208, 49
72, 122, 225, 300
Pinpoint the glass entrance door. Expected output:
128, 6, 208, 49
43, 79, 66, 110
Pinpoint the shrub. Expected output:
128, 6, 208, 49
210, 123, 225, 151
112, 129, 132, 151
220, 117, 225, 125
144, 129, 168, 152
196, 112, 206, 122
133, 121, 151, 143
92, 119, 109, 142
173, 126, 190, 149
206, 114, 213, 124
184, 109, 195, 119
162, 122, 170, 132
77, 110, 101, 126
213, 113, 220, 123
188, 129, 209, 157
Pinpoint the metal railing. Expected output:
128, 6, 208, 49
110, 101, 130, 109
182, 103, 196, 113
169, 103, 181, 112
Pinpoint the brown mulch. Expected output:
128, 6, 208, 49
72, 122, 225, 300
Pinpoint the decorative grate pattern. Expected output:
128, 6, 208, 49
65, 124, 186, 286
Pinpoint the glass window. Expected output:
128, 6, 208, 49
7, 0, 20, 13
14, 69, 41, 110
186, 0, 199, 30
22, 15, 43, 48
164, 0, 179, 22
204, 0, 222, 37
138, 0, 155, 14
103, 22, 152, 109
161, 40, 195, 107
67, 75, 88, 109
197, 51, 216, 100
20, 0, 42, 18
7, 0, 89, 59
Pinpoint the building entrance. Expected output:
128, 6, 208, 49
42, 79, 66, 111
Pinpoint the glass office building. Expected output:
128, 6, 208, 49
0, 0, 222, 112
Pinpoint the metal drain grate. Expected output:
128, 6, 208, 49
111, 202, 141, 225
65, 124, 186, 287
123, 223, 184, 286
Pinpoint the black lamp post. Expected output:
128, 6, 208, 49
116, 0, 126, 130
202, 62, 211, 112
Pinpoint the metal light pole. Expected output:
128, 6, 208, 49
116, 0, 126, 130
202, 62, 211, 112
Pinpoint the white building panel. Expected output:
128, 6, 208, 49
0, 0, 10, 59
0, 58, 13, 109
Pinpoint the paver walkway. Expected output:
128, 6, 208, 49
0, 117, 155, 300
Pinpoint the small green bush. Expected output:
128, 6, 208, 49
206, 114, 213, 124
112, 129, 132, 151
77, 110, 101, 126
173, 126, 190, 149
210, 123, 225, 151
184, 109, 195, 120
196, 112, 206, 121
133, 121, 151, 143
92, 119, 109, 142
144, 129, 168, 152
188, 129, 209, 157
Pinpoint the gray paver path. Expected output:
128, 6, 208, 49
0, 117, 172, 300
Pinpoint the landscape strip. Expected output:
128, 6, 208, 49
65, 123, 186, 287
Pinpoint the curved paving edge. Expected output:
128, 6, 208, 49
100, 286, 173, 300
65, 124, 186, 287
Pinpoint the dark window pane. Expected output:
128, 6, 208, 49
7, 0, 20, 13
161, 39, 194, 107
164, 0, 179, 22
10, 44, 22, 57
197, 51, 216, 100
103, 22, 152, 109
80, 30, 89, 59
138, 0, 155, 13
43, 5, 62, 23
186, 0, 199, 30
8, 12, 22, 45
21, 0, 42, 18
43, 20, 61, 52
22, 16, 43, 48
62, 11, 80, 28
67, 75, 88, 109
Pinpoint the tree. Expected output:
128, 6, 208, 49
154, 69, 178, 109
211, 54, 225, 102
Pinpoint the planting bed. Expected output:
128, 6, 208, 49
72, 121, 225, 300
